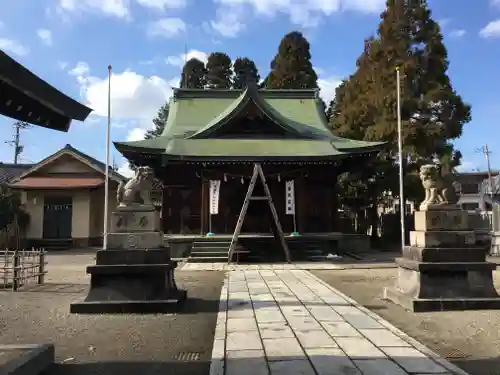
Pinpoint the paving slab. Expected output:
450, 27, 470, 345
209, 268, 471, 375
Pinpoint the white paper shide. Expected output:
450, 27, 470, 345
285, 180, 295, 215
209, 180, 221, 215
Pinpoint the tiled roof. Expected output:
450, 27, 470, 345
0, 163, 33, 184
1, 50, 92, 131
63, 144, 127, 182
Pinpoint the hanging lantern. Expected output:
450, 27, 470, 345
278, 174, 281, 182
241, 177, 244, 184
224, 173, 227, 182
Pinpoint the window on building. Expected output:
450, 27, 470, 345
460, 183, 479, 194
461, 202, 479, 211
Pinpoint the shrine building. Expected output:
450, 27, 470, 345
114, 85, 384, 262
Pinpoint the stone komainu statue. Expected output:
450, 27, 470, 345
116, 166, 154, 208
419, 163, 459, 211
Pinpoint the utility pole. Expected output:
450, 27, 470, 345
5, 121, 31, 164
478, 145, 494, 201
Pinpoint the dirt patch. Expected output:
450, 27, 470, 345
312, 268, 500, 375
0, 270, 225, 375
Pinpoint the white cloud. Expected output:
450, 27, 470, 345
448, 29, 465, 38
480, 19, 500, 38
209, 0, 385, 36
166, 49, 208, 66
57, 60, 68, 70
57, 0, 130, 18
438, 18, 450, 28
209, 6, 246, 37
70, 62, 176, 122
0, 38, 29, 56
127, 127, 147, 141
317, 75, 342, 103
147, 18, 186, 38
136, 0, 186, 9
456, 161, 479, 173
117, 162, 134, 178
69, 62, 91, 87
37, 29, 53, 46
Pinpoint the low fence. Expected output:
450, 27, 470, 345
0, 248, 47, 291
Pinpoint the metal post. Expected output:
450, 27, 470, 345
37, 250, 45, 285
103, 65, 112, 250
396, 67, 405, 250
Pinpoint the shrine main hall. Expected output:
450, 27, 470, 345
114, 85, 384, 262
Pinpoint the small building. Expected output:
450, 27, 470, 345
456, 171, 499, 211
8, 144, 126, 250
114, 85, 384, 261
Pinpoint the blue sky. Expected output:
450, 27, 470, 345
0, 0, 499, 176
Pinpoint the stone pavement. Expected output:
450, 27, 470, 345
180, 262, 395, 272
210, 269, 470, 375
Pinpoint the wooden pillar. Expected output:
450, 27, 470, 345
161, 171, 169, 233
331, 171, 339, 232
200, 176, 208, 235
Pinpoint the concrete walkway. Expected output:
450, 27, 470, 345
210, 269, 470, 375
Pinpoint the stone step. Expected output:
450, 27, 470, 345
187, 256, 229, 263
192, 242, 231, 248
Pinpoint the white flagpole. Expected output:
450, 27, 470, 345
396, 66, 405, 250
103, 65, 112, 250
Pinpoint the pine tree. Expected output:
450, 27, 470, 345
145, 102, 169, 139
232, 57, 260, 89
205, 52, 233, 89
330, 0, 471, 239
129, 102, 170, 171
179, 58, 206, 88
265, 31, 318, 89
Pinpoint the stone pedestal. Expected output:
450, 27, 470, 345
70, 208, 187, 314
384, 208, 500, 312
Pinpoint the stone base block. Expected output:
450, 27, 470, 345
383, 258, 500, 312
414, 210, 469, 231
111, 210, 160, 233
70, 261, 187, 314
410, 230, 475, 248
383, 287, 500, 312
0, 344, 54, 375
402, 246, 487, 263
422, 203, 460, 211
491, 232, 500, 256
107, 232, 163, 250
95, 248, 171, 265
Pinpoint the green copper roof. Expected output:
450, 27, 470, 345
114, 86, 385, 161
114, 138, 382, 159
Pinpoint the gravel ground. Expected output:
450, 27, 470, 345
0, 251, 224, 375
312, 268, 500, 375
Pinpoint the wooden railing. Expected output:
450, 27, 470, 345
0, 248, 47, 291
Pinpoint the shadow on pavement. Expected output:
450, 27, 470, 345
43, 360, 209, 375
40, 354, 500, 375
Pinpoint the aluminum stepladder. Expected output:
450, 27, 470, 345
227, 163, 291, 264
